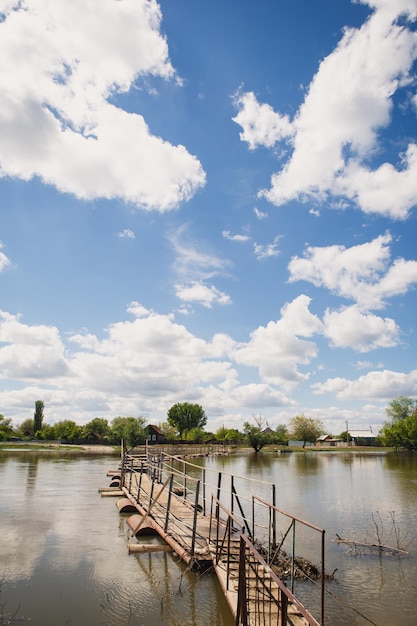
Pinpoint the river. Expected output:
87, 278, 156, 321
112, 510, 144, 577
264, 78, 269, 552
0, 449, 416, 625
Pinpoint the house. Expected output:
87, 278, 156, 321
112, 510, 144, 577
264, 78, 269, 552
316, 434, 343, 447
347, 429, 376, 446
147, 424, 166, 444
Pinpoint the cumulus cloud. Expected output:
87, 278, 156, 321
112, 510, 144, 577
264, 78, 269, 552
232, 91, 294, 150
234, 1, 417, 218
312, 368, 417, 400
323, 306, 400, 352
288, 233, 417, 310
175, 281, 232, 308
0, 0, 205, 211
0, 311, 68, 378
0, 299, 323, 425
234, 295, 323, 388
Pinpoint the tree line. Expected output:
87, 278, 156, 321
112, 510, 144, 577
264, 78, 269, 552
0, 400, 324, 450
1, 396, 416, 451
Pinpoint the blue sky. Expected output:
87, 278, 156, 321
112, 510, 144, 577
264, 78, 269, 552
1, 0, 417, 435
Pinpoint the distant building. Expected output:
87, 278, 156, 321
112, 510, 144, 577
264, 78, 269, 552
315, 429, 377, 447
316, 434, 343, 447
347, 429, 376, 446
147, 424, 166, 444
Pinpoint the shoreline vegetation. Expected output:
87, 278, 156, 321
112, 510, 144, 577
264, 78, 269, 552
0, 441, 398, 455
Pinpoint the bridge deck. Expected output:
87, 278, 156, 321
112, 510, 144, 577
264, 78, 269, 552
113, 465, 317, 625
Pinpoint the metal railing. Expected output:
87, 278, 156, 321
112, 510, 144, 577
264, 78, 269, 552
208, 496, 321, 626
120, 451, 325, 624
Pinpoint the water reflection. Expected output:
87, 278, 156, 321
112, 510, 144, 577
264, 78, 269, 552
25, 455, 39, 493
0, 453, 233, 626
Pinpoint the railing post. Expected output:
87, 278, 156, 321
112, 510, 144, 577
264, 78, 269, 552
148, 471, 155, 511
321, 529, 325, 626
280, 591, 288, 626
190, 480, 200, 556
216, 472, 222, 519
231, 475, 234, 515
272, 483, 276, 547
120, 453, 126, 488
164, 473, 174, 532
128, 460, 133, 493
291, 519, 296, 593
202, 468, 206, 516
237, 536, 248, 626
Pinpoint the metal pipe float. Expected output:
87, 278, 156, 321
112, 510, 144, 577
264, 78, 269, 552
126, 514, 157, 536
116, 498, 138, 513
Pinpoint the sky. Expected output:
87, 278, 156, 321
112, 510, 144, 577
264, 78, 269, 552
1, 0, 417, 435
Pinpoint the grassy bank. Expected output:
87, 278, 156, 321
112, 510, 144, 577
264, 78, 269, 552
0, 441, 120, 454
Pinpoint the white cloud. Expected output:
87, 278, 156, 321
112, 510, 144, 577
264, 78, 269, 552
0, 300, 321, 425
232, 91, 294, 150
117, 229, 135, 239
127, 301, 152, 318
0, 242, 11, 271
288, 233, 417, 310
175, 281, 232, 308
0, 311, 68, 378
0, 0, 205, 211
355, 360, 383, 370
312, 368, 417, 400
233, 2, 417, 218
234, 295, 323, 388
253, 207, 268, 219
254, 235, 282, 260
323, 305, 400, 352
169, 225, 232, 281
222, 230, 250, 242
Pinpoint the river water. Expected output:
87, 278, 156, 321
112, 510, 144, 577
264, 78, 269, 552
0, 449, 416, 626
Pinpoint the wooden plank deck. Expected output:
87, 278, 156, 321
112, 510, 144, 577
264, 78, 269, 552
111, 468, 314, 625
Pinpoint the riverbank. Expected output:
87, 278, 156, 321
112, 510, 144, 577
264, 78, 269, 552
0, 441, 394, 455
0, 441, 120, 454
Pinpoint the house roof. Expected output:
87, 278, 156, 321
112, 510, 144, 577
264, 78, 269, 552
348, 429, 375, 438
148, 424, 164, 435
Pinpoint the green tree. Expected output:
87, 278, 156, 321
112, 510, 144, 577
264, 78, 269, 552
54, 420, 83, 440
34, 400, 44, 433
167, 403, 207, 438
215, 426, 242, 442
273, 424, 289, 444
186, 427, 206, 442
386, 396, 417, 422
380, 396, 417, 451
35, 423, 56, 440
18, 418, 35, 437
243, 415, 271, 453
159, 421, 178, 442
84, 417, 111, 441
0, 414, 13, 441
338, 430, 349, 442
111, 416, 147, 448
288, 414, 324, 448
